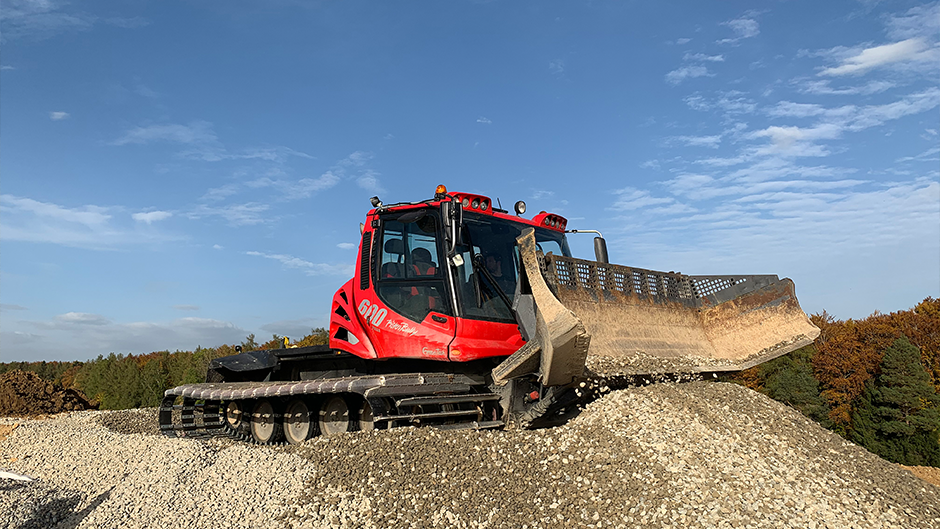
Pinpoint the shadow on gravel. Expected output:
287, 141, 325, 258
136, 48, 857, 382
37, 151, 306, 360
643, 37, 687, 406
1, 481, 112, 529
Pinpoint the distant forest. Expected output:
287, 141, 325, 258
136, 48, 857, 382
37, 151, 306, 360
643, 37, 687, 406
3, 298, 939, 467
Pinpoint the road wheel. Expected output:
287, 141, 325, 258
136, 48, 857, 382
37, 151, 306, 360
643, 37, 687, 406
224, 401, 250, 436
250, 399, 283, 444
358, 399, 375, 431
319, 396, 352, 436
283, 398, 315, 445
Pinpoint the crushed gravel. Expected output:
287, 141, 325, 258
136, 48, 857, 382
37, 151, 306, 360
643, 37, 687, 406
2, 382, 939, 529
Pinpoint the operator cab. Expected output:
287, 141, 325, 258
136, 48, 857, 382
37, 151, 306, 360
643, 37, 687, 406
372, 196, 571, 326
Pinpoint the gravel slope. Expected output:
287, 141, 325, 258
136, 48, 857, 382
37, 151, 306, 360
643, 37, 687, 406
2, 382, 939, 529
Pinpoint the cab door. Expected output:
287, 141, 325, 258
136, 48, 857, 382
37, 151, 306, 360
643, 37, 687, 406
362, 209, 456, 360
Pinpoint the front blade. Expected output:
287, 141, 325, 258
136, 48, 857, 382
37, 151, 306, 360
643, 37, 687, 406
544, 256, 820, 376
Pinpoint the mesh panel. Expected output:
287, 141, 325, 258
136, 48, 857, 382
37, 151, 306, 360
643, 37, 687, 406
544, 255, 753, 307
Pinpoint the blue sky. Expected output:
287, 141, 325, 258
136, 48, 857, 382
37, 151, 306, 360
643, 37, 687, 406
1, 1, 938, 363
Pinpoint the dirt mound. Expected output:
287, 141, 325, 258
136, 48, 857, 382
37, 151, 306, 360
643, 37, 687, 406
0, 370, 97, 417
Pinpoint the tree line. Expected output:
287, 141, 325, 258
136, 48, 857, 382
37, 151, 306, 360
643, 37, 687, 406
0, 329, 328, 410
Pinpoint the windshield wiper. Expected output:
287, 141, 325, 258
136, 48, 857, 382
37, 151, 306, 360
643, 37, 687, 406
472, 254, 514, 313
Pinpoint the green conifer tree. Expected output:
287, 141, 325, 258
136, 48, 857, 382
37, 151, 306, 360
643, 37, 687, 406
851, 336, 940, 466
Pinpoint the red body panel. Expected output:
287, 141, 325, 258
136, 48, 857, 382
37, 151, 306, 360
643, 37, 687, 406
328, 191, 555, 363
450, 317, 525, 362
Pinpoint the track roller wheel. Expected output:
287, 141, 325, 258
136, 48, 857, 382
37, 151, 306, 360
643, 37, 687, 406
283, 398, 315, 445
225, 401, 250, 436
250, 399, 284, 444
319, 395, 352, 436
358, 399, 375, 432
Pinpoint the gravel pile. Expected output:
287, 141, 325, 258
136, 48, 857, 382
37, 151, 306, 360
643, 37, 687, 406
2, 382, 939, 529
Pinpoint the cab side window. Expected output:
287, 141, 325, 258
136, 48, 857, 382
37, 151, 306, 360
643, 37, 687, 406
376, 213, 450, 322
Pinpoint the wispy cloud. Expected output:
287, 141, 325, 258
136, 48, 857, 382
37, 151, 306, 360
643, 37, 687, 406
684, 92, 757, 115
189, 203, 270, 226
54, 312, 111, 326
671, 135, 722, 148
356, 169, 384, 194
717, 16, 760, 45
817, 38, 937, 76
246, 251, 353, 276
885, 2, 940, 41
549, 60, 565, 76
111, 121, 218, 147
336, 242, 356, 250
896, 146, 940, 163
173, 305, 200, 311
0, 0, 146, 42
132, 210, 172, 224
798, 79, 895, 96
200, 151, 367, 207
665, 66, 713, 85
15, 315, 249, 360
476, 116, 492, 124
49, 111, 69, 120
743, 88, 940, 157
0, 195, 179, 248
683, 53, 725, 62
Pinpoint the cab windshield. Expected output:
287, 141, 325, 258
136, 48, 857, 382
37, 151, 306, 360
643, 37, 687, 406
451, 213, 571, 322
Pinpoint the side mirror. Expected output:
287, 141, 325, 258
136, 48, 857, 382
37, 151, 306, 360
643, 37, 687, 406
594, 237, 609, 264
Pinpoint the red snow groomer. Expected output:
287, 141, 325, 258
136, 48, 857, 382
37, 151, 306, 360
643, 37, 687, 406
161, 185, 818, 444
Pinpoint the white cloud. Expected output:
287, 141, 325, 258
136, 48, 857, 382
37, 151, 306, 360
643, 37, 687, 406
684, 92, 756, 114
13, 315, 251, 361
549, 60, 565, 75
672, 135, 722, 148
718, 17, 759, 44
885, 2, 940, 41
476, 116, 492, 124
766, 102, 827, 118
212, 244, 224, 250
844, 87, 940, 131
173, 305, 200, 311
683, 53, 725, 62
896, 146, 940, 163
246, 251, 353, 276
245, 170, 340, 198
817, 38, 936, 76
132, 210, 172, 224
799, 79, 895, 96
0, 1, 147, 42
674, 38, 692, 45
336, 242, 356, 250
112, 121, 218, 146
665, 66, 713, 85
356, 169, 384, 194
49, 111, 69, 120
189, 203, 270, 226
531, 190, 555, 200
610, 188, 676, 211
0, 304, 28, 311
0, 194, 182, 249
55, 312, 111, 326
